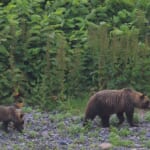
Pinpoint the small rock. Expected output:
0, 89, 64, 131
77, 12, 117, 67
58, 140, 68, 145
0, 132, 3, 137
146, 132, 150, 137
99, 142, 112, 150
134, 143, 143, 148
41, 131, 49, 138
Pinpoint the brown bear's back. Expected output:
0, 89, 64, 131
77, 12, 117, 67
87, 89, 128, 116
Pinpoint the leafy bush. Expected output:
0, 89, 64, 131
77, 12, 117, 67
0, 0, 150, 109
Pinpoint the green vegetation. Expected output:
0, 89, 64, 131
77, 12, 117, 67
57, 96, 88, 114
68, 124, 86, 135
144, 111, 150, 122
109, 128, 134, 147
143, 140, 150, 148
0, 0, 150, 110
119, 128, 132, 137
133, 112, 140, 123
28, 130, 39, 138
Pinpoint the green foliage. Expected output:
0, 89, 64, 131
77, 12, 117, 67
143, 140, 150, 148
57, 96, 88, 114
119, 128, 132, 137
110, 126, 132, 137
109, 130, 133, 147
0, 0, 150, 109
144, 111, 150, 122
68, 124, 86, 135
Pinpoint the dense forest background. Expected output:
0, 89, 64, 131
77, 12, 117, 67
0, 0, 150, 109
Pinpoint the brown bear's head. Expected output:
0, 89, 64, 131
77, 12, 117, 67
128, 89, 150, 109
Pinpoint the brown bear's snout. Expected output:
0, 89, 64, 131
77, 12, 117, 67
143, 101, 150, 108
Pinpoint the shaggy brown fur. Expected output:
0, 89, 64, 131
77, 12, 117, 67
83, 88, 150, 127
0, 106, 24, 132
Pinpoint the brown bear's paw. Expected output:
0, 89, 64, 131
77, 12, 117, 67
130, 123, 139, 127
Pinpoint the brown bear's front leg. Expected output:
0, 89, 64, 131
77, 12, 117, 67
2, 121, 9, 132
117, 112, 124, 125
125, 110, 138, 127
101, 116, 110, 127
83, 112, 96, 126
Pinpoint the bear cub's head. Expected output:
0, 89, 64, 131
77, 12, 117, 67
12, 109, 24, 132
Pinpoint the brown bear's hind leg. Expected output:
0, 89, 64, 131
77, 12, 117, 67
117, 112, 124, 125
101, 116, 110, 127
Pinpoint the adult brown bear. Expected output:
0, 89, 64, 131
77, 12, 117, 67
83, 88, 150, 127
0, 106, 24, 132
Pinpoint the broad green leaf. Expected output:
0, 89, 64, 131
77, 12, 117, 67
0, 45, 9, 56
54, 8, 66, 15
31, 15, 41, 22
111, 28, 123, 35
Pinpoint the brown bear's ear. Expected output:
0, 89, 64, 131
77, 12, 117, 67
140, 94, 145, 99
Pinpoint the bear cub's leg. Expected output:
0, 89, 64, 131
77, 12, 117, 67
117, 112, 125, 125
2, 121, 10, 132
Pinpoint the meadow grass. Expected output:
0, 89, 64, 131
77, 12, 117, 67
57, 95, 89, 115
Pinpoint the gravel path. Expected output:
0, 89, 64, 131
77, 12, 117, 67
0, 109, 150, 150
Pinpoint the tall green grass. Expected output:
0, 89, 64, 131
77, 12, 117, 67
57, 94, 89, 114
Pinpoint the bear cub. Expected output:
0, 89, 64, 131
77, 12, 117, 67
0, 106, 24, 132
